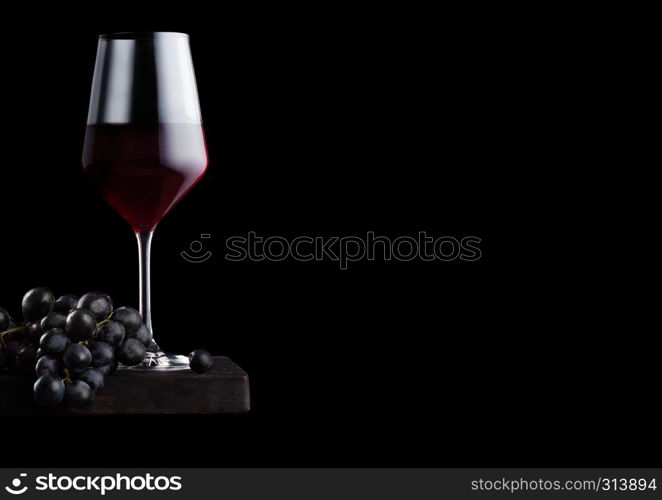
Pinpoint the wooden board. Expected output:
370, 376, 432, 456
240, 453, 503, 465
0, 356, 249, 415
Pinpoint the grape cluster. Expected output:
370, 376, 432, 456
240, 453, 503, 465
2, 288, 154, 409
1, 288, 153, 407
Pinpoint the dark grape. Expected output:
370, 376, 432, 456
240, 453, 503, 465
0, 307, 9, 331
135, 324, 153, 347
34, 373, 65, 407
4, 340, 24, 356
77, 292, 113, 322
54, 294, 79, 314
62, 343, 92, 372
36, 347, 46, 358
112, 306, 142, 336
89, 341, 114, 367
65, 309, 96, 342
36, 355, 63, 377
40, 312, 67, 331
39, 328, 70, 356
97, 358, 118, 377
64, 380, 94, 408
22, 287, 55, 322
117, 338, 146, 366
3, 340, 24, 369
94, 320, 125, 347
76, 367, 105, 392
28, 322, 44, 343
15, 345, 36, 374
188, 349, 214, 373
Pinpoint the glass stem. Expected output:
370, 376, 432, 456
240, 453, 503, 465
136, 230, 160, 351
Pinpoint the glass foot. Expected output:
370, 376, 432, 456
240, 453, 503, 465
119, 351, 190, 371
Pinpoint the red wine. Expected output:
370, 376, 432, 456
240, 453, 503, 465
82, 123, 208, 231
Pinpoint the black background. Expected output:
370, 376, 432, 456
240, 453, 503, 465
1, 6, 658, 466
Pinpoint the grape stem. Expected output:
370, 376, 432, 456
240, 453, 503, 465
0, 325, 29, 345
62, 368, 72, 384
96, 314, 113, 327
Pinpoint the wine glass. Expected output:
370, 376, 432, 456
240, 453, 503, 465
82, 32, 208, 369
